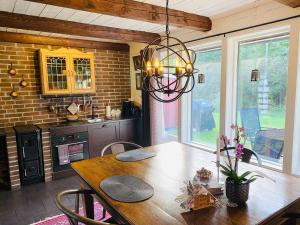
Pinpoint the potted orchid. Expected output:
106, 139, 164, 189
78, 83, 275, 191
220, 124, 263, 204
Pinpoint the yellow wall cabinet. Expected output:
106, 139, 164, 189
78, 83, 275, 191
39, 48, 96, 95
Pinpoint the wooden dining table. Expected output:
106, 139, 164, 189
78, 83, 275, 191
71, 142, 300, 225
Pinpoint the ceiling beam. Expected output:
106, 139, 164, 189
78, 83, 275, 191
274, 0, 300, 7
26, 0, 212, 31
0, 11, 160, 43
0, 31, 129, 51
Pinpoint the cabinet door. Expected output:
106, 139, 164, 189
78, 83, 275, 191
70, 53, 96, 94
88, 122, 119, 158
21, 134, 39, 161
40, 49, 72, 95
119, 120, 136, 142
24, 160, 40, 178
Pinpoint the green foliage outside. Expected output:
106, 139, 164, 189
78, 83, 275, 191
165, 37, 289, 155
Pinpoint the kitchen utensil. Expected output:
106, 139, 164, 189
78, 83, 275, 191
66, 114, 80, 121
67, 103, 79, 115
10, 84, 18, 98
8, 62, 16, 76
20, 75, 28, 87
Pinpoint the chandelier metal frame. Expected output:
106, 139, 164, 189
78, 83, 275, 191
141, 0, 198, 103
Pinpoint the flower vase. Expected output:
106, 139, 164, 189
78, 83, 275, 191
225, 178, 249, 204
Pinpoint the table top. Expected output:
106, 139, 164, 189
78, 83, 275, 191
71, 142, 300, 225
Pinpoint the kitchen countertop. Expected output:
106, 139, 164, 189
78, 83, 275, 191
39, 117, 137, 131
1, 117, 138, 135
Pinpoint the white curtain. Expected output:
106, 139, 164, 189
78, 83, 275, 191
149, 93, 166, 145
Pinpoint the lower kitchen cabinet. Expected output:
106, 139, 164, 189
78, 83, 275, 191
88, 119, 137, 158
119, 119, 136, 142
88, 122, 119, 158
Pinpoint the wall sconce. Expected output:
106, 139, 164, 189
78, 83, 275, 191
198, 73, 205, 84
251, 69, 260, 82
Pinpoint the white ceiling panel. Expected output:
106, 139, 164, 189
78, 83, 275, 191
39, 5, 63, 18
6, 28, 18, 32
25, 2, 46, 16
13, 0, 30, 14
0, 0, 16, 12
55, 8, 76, 20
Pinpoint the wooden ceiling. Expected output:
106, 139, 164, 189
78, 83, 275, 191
0, 0, 282, 45
0, 11, 160, 43
26, 0, 211, 31
275, 0, 300, 7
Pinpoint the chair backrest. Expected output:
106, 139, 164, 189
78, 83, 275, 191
219, 146, 262, 166
55, 189, 114, 225
240, 108, 261, 139
101, 141, 143, 156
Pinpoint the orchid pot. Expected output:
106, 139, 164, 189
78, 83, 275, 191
225, 177, 249, 204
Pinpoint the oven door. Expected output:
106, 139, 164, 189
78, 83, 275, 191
67, 141, 86, 162
53, 140, 89, 172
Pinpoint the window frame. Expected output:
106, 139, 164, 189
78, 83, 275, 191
182, 43, 222, 152
229, 27, 291, 171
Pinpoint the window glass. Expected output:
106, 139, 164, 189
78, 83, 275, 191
236, 35, 289, 166
190, 48, 222, 148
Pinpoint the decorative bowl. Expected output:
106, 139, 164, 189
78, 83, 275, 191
66, 114, 79, 121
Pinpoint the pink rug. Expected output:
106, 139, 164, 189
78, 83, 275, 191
32, 202, 111, 225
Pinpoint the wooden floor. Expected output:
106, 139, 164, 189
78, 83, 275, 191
0, 176, 82, 225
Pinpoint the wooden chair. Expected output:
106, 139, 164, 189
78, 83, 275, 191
101, 141, 143, 156
55, 189, 117, 225
215, 147, 262, 166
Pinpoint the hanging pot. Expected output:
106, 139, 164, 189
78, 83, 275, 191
8, 62, 17, 76
20, 75, 28, 87
225, 177, 249, 205
10, 85, 18, 98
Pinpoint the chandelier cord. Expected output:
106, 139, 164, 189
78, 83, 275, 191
166, 0, 170, 36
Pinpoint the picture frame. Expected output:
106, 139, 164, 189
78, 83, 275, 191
133, 55, 141, 71
135, 72, 142, 90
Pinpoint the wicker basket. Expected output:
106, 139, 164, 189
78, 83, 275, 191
225, 178, 249, 205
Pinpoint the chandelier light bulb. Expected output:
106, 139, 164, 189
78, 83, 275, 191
154, 58, 160, 75
186, 62, 192, 75
154, 59, 160, 68
146, 61, 152, 75
175, 58, 182, 75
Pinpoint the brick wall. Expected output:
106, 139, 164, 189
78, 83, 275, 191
0, 42, 131, 189
0, 42, 131, 128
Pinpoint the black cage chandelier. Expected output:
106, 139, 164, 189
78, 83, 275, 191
141, 0, 199, 103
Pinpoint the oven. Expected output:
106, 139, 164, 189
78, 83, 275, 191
51, 131, 89, 172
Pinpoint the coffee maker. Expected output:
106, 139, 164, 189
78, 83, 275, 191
122, 100, 140, 118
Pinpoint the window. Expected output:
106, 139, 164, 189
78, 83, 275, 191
190, 47, 222, 148
236, 35, 289, 167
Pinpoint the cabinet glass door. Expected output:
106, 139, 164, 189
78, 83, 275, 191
71, 56, 95, 93
46, 56, 69, 91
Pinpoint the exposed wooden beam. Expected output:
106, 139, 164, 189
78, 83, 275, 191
0, 31, 129, 51
275, 0, 300, 7
0, 11, 160, 43
26, 0, 212, 31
